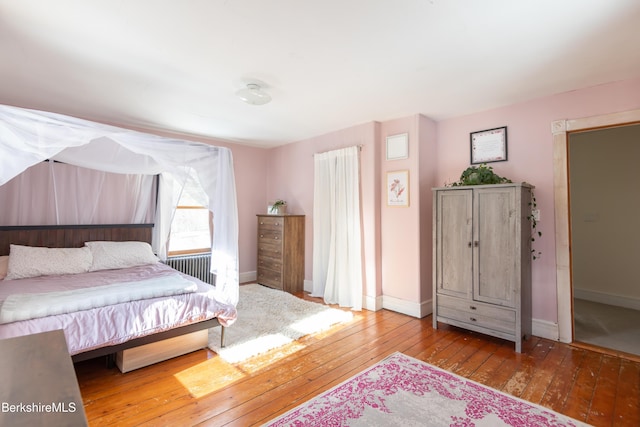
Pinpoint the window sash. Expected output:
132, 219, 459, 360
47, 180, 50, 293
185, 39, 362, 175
168, 206, 212, 256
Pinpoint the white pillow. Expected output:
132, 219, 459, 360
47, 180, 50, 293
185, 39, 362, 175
0, 255, 8, 280
85, 241, 159, 272
5, 245, 93, 280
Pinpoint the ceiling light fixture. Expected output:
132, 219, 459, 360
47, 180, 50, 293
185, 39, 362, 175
236, 83, 272, 105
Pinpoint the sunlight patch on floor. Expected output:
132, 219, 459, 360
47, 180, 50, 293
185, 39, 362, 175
232, 341, 307, 373
173, 356, 246, 398
288, 310, 354, 335
174, 311, 362, 398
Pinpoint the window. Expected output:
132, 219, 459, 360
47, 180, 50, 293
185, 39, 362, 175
168, 175, 212, 255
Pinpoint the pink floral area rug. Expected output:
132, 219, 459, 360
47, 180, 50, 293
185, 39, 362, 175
264, 352, 590, 427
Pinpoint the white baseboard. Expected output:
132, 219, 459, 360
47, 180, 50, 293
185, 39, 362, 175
382, 295, 432, 318
532, 318, 559, 342
303, 279, 313, 293
240, 271, 257, 284
363, 294, 383, 311
574, 288, 640, 311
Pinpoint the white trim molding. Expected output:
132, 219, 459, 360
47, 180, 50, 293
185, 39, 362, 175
552, 108, 640, 344
532, 319, 559, 342
303, 279, 313, 293
574, 289, 640, 311
363, 294, 383, 311
240, 270, 257, 284
382, 295, 432, 318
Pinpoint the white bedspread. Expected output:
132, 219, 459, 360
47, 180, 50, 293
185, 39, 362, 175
0, 274, 197, 324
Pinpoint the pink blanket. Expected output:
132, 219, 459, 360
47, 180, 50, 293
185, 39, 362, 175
0, 263, 237, 355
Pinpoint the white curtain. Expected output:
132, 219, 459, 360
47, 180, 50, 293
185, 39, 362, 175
311, 146, 363, 310
0, 104, 239, 306
0, 160, 156, 225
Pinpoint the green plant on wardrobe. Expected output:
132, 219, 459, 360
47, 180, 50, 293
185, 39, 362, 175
449, 163, 512, 186
449, 163, 542, 260
527, 191, 542, 260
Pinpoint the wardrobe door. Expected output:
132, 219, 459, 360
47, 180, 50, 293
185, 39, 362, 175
473, 186, 518, 307
435, 189, 473, 299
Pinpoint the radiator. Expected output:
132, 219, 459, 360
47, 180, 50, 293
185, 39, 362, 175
164, 253, 215, 285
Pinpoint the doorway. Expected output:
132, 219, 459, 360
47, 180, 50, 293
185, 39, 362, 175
568, 124, 640, 356
552, 109, 640, 349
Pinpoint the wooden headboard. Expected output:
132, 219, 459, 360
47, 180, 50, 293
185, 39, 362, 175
0, 224, 154, 256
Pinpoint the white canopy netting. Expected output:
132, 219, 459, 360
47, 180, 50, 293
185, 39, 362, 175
0, 104, 239, 306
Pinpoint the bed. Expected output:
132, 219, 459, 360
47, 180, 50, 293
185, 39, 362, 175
0, 223, 236, 371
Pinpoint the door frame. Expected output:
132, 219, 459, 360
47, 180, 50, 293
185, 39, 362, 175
552, 108, 640, 343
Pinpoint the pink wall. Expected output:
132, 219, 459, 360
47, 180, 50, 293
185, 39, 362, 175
264, 114, 438, 315
263, 76, 640, 326
377, 114, 438, 317
220, 142, 269, 276
435, 77, 640, 322
418, 115, 438, 303
266, 123, 381, 297
379, 116, 421, 302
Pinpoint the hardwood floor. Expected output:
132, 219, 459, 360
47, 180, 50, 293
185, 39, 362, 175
75, 293, 640, 426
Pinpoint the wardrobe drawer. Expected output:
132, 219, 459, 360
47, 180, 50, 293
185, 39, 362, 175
437, 306, 515, 335
438, 294, 515, 322
436, 294, 515, 334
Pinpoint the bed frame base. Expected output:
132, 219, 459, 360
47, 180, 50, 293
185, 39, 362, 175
116, 329, 208, 372
72, 320, 225, 363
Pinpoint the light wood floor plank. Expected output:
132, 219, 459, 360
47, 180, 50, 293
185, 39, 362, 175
519, 342, 570, 404
614, 359, 640, 426
586, 355, 621, 426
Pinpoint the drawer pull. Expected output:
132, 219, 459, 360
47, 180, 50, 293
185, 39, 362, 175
260, 234, 264, 238
275, 222, 279, 226
274, 236, 279, 240
470, 306, 477, 310
470, 317, 477, 322
468, 242, 472, 248
260, 221, 264, 225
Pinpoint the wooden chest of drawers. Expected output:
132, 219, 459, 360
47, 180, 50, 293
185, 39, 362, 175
257, 214, 305, 293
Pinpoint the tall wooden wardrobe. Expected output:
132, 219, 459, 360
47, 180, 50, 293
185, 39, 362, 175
432, 183, 533, 352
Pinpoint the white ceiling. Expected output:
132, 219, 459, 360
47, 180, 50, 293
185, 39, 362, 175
1, 0, 639, 148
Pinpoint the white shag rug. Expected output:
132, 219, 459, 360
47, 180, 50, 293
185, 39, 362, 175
208, 284, 353, 363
